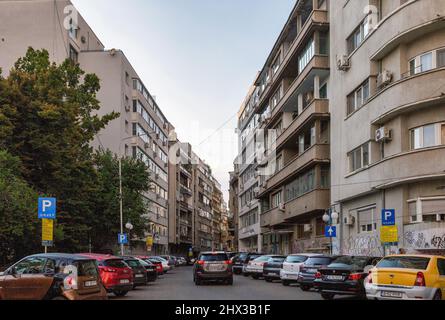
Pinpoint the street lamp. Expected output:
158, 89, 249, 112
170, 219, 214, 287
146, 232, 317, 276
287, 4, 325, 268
125, 222, 134, 255
118, 129, 158, 256
323, 209, 339, 255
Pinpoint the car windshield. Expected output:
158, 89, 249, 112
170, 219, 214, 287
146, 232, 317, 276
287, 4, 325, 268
329, 256, 370, 269
254, 256, 271, 262
285, 255, 308, 263
305, 257, 333, 266
200, 254, 228, 262
269, 256, 286, 262
104, 259, 128, 268
125, 260, 142, 268
75, 260, 99, 277
377, 257, 431, 270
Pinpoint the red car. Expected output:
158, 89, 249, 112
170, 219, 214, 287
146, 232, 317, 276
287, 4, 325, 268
136, 256, 163, 276
78, 254, 133, 297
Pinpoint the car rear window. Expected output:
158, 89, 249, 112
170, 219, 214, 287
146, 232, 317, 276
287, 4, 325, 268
305, 257, 333, 266
125, 260, 142, 268
199, 254, 228, 261
329, 256, 371, 269
254, 256, 272, 262
75, 260, 98, 277
104, 259, 128, 268
377, 257, 431, 270
285, 255, 308, 263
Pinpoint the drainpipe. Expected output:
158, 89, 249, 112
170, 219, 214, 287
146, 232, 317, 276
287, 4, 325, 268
382, 189, 386, 256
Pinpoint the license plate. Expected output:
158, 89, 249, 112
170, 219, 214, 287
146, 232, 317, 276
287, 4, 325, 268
120, 279, 130, 284
135, 274, 144, 278
381, 291, 403, 298
307, 268, 318, 273
326, 275, 344, 281
208, 264, 224, 272
84, 281, 97, 287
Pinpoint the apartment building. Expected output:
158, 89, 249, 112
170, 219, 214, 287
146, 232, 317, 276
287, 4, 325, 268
330, 0, 445, 256
234, 0, 331, 255
0, 0, 172, 254
211, 178, 223, 250
228, 168, 240, 252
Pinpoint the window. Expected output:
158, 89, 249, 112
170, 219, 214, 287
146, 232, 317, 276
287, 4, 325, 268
285, 169, 315, 202
410, 123, 445, 150
409, 48, 445, 76
358, 207, 377, 233
438, 49, 445, 68
349, 143, 370, 172
271, 85, 283, 109
298, 38, 315, 72
298, 124, 316, 155
271, 53, 281, 75
319, 32, 329, 55
320, 167, 330, 188
438, 259, 445, 276
316, 218, 325, 236
13, 257, 47, 275
271, 192, 282, 209
68, 19, 78, 39
420, 52, 433, 72
319, 83, 328, 99
347, 18, 371, 53
347, 80, 370, 115
69, 45, 78, 63
377, 257, 430, 270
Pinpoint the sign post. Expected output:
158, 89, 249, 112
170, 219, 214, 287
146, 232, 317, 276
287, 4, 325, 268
38, 197, 56, 253
381, 209, 398, 256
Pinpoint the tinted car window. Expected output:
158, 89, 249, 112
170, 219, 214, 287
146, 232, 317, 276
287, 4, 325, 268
377, 257, 431, 270
14, 257, 47, 275
75, 260, 99, 277
125, 260, 142, 268
254, 256, 272, 262
269, 257, 286, 263
305, 257, 333, 266
248, 255, 262, 261
438, 259, 445, 276
285, 255, 308, 263
329, 256, 371, 269
104, 259, 128, 268
199, 254, 228, 262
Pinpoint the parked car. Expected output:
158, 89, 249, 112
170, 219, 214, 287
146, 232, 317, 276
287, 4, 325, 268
246, 255, 284, 280
177, 257, 187, 266
193, 252, 233, 286
263, 256, 287, 282
298, 256, 340, 291
134, 258, 158, 282
280, 253, 322, 286
231, 252, 248, 275
160, 255, 176, 269
120, 257, 148, 288
150, 256, 171, 273
79, 253, 133, 297
242, 253, 264, 277
365, 255, 445, 300
313, 255, 381, 300
0, 253, 107, 300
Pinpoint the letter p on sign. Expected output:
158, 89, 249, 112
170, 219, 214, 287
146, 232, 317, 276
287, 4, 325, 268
38, 198, 56, 220
382, 209, 395, 226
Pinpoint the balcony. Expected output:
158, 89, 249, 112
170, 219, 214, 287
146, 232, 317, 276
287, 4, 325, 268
180, 185, 193, 197
276, 99, 329, 150
260, 144, 330, 195
180, 235, 193, 244
284, 189, 330, 221
261, 207, 287, 228
369, 0, 445, 61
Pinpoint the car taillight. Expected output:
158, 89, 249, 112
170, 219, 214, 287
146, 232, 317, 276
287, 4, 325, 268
414, 272, 426, 287
197, 260, 205, 265
103, 268, 117, 273
367, 271, 373, 284
348, 273, 362, 281
315, 272, 322, 279
225, 260, 232, 265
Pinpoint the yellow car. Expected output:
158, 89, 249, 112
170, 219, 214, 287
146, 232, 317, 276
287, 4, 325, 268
365, 255, 445, 300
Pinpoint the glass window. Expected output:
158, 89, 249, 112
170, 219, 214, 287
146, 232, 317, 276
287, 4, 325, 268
438, 259, 445, 276
75, 260, 99, 277
438, 49, 445, 68
409, 59, 416, 76
423, 124, 436, 147
285, 255, 308, 263
199, 253, 228, 262
420, 52, 433, 72
13, 257, 47, 275
377, 257, 430, 270
104, 259, 128, 268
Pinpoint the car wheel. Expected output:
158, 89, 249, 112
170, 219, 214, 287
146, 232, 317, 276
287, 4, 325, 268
282, 280, 290, 286
113, 290, 128, 297
300, 285, 310, 292
227, 278, 233, 285
433, 290, 442, 300
252, 275, 259, 280
321, 293, 335, 300
265, 277, 272, 283
195, 278, 202, 286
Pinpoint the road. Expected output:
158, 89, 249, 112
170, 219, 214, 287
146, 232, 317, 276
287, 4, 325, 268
115, 266, 322, 300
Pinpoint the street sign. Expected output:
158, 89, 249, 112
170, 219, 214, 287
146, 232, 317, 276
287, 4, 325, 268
118, 233, 128, 245
382, 209, 396, 226
146, 235, 153, 247
381, 226, 398, 243
325, 226, 337, 238
38, 198, 56, 219
42, 219, 54, 247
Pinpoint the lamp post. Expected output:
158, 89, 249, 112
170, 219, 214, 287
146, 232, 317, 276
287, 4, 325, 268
323, 209, 339, 255
125, 222, 134, 255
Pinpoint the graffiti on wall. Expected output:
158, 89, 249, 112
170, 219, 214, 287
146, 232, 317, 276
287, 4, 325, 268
340, 233, 384, 257
404, 230, 445, 250
292, 238, 330, 254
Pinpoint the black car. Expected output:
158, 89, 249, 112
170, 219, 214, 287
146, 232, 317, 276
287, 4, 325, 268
193, 252, 233, 285
120, 257, 148, 288
313, 256, 381, 300
242, 253, 264, 277
231, 252, 248, 275
136, 259, 158, 282
263, 256, 286, 282
298, 256, 339, 291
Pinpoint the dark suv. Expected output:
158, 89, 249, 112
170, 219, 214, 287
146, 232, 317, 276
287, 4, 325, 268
193, 252, 233, 286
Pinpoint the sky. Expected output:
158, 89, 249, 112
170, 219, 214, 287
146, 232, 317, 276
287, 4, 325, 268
71, 0, 296, 202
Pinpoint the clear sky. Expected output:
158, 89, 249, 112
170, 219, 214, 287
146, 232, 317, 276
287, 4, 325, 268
71, 0, 296, 202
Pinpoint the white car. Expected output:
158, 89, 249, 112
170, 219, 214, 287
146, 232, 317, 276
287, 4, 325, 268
246, 255, 282, 279
280, 253, 323, 286
152, 256, 171, 273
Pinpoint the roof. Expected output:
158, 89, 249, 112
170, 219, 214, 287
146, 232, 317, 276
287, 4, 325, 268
29, 253, 92, 261
385, 254, 445, 259
77, 253, 121, 261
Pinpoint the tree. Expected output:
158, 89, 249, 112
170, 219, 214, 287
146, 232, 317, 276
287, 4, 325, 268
0, 48, 119, 252
91, 150, 152, 251
0, 150, 40, 266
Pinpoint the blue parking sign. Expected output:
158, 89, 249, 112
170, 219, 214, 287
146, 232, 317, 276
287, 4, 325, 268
382, 209, 396, 226
38, 198, 56, 219
325, 226, 337, 238
118, 233, 128, 245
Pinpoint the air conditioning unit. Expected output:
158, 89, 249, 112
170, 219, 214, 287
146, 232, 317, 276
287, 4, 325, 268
344, 215, 355, 226
375, 127, 392, 142
377, 70, 393, 88
337, 55, 351, 71
279, 203, 285, 212
125, 105, 131, 112
304, 224, 313, 233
